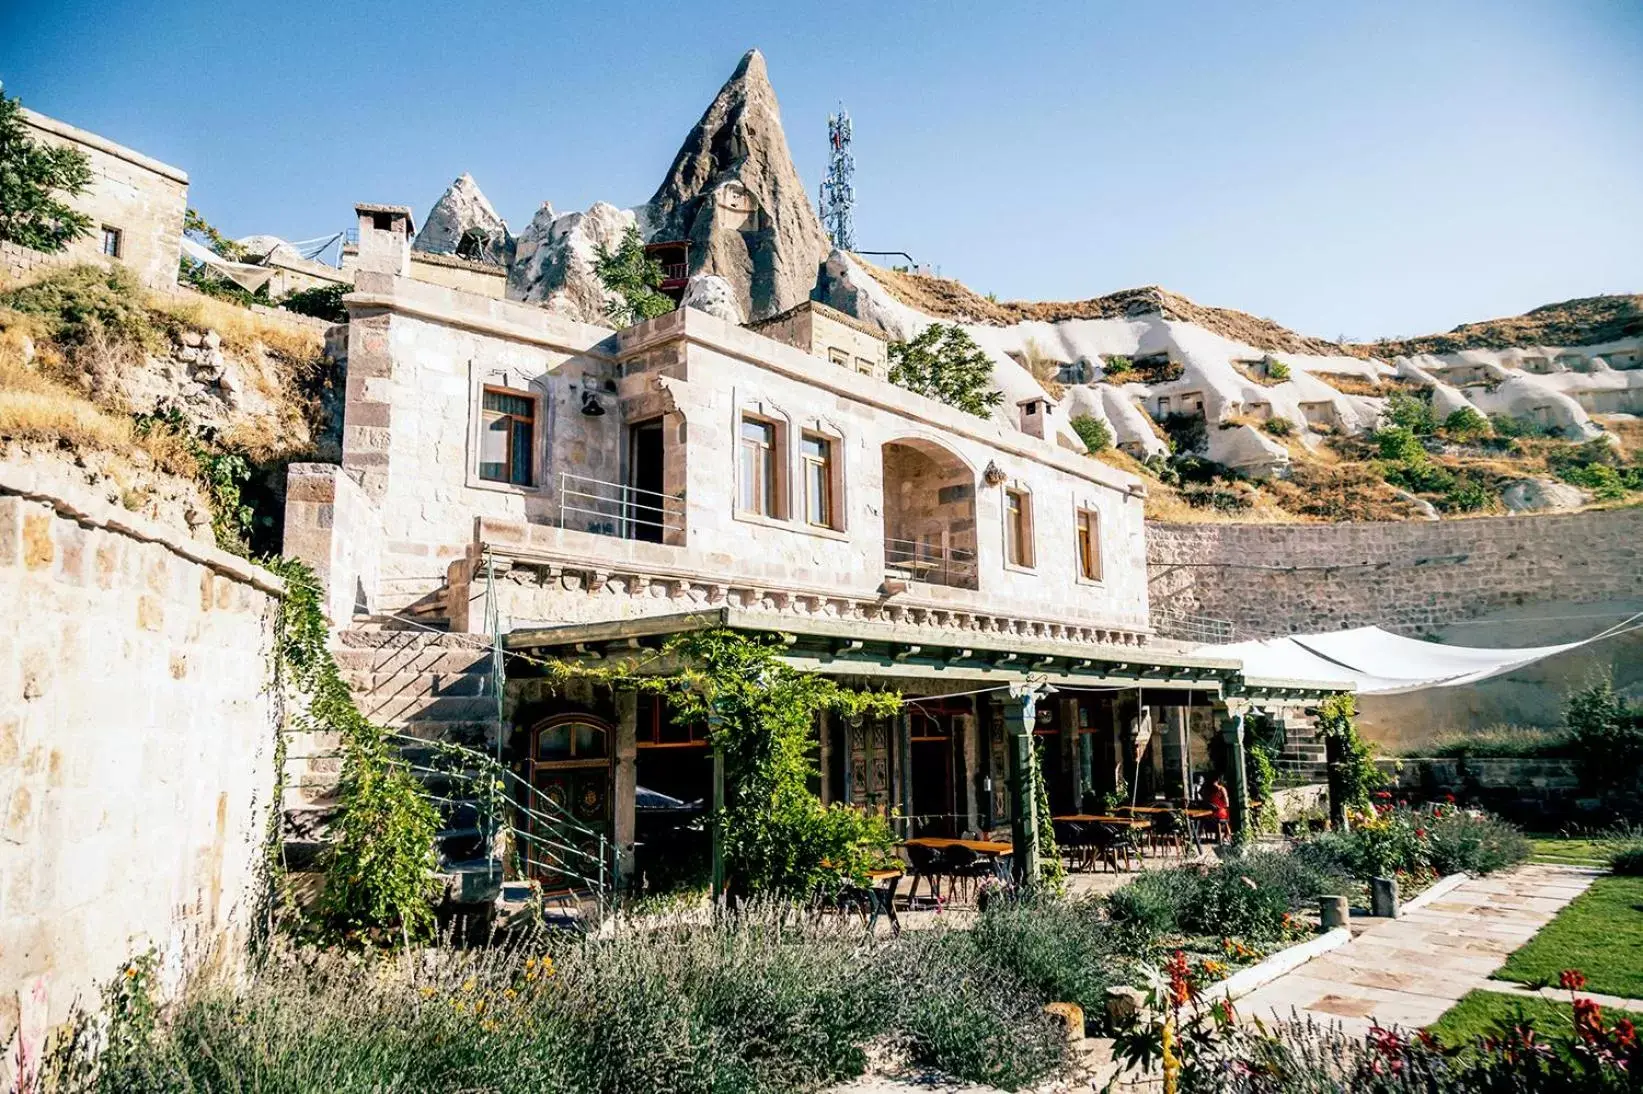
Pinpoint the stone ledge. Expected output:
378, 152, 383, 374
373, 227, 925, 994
1201, 927, 1352, 1004
1398, 871, 1469, 915
0, 461, 284, 597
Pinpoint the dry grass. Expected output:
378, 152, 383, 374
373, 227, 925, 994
150, 290, 325, 360
0, 350, 197, 478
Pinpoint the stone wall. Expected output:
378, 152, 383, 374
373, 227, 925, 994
1148, 510, 1643, 637
0, 466, 282, 1080
0, 109, 187, 290
283, 462, 382, 623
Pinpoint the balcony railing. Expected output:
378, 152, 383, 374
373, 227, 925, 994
1150, 607, 1235, 645
884, 537, 976, 589
660, 262, 689, 283
559, 473, 684, 542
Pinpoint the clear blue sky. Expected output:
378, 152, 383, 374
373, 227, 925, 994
3, 0, 1639, 340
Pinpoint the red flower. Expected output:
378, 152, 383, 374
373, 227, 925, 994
1444, 793, 1456, 803
1615, 1018, 1637, 1049
1561, 969, 1588, 992
1415, 828, 1427, 839
1165, 949, 1193, 1007
1574, 997, 1605, 1043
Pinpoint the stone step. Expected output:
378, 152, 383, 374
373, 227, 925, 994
334, 629, 488, 651
331, 646, 492, 675
341, 669, 493, 702
357, 693, 500, 728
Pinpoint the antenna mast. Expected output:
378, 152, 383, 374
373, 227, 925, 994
819, 106, 855, 251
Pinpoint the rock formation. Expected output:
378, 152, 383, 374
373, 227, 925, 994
645, 49, 830, 322
415, 173, 513, 266
679, 274, 744, 324
507, 200, 638, 325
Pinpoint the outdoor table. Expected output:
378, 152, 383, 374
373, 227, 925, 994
1051, 814, 1150, 828
900, 837, 1014, 885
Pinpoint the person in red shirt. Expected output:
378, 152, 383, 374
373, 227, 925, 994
1206, 776, 1230, 823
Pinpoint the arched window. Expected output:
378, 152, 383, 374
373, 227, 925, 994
531, 717, 610, 765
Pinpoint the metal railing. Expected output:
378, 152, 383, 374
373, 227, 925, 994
884, 537, 976, 588
1150, 607, 1235, 644
559, 473, 685, 542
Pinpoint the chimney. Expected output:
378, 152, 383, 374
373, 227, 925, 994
354, 203, 414, 276
1017, 395, 1054, 440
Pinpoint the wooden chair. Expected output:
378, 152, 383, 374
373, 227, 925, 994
902, 843, 948, 907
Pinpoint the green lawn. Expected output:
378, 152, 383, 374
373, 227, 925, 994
1494, 875, 1643, 999
1529, 837, 1611, 867
1430, 988, 1643, 1049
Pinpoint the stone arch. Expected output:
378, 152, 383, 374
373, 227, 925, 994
880, 436, 978, 590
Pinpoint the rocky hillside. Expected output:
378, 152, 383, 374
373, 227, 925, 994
1348, 294, 1643, 358
0, 264, 338, 551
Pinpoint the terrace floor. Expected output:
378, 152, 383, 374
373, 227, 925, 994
1233, 862, 1600, 1038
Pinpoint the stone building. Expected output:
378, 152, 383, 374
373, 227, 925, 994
0, 108, 187, 289
285, 209, 1325, 899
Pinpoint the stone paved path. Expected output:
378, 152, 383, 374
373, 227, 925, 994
1234, 863, 1599, 1038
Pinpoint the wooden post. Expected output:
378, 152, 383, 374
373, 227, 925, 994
613, 689, 638, 889
1004, 686, 1040, 888
1176, 705, 1192, 803
1222, 709, 1252, 844
898, 710, 913, 838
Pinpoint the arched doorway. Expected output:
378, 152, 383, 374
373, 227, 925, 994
880, 439, 978, 589
526, 714, 612, 891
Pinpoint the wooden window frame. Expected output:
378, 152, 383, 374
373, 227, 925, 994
1076, 507, 1102, 582
100, 226, 122, 258
800, 432, 835, 529
478, 385, 538, 487
738, 414, 783, 518
1004, 487, 1035, 570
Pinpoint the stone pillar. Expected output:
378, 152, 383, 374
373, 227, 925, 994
1371, 876, 1400, 918
1222, 710, 1251, 844
613, 689, 638, 889
708, 702, 726, 901
817, 709, 832, 805
1004, 687, 1040, 887
958, 712, 981, 834
1318, 894, 1350, 930
897, 711, 913, 838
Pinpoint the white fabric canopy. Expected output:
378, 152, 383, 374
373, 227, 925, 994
1192, 625, 1606, 695
179, 236, 276, 292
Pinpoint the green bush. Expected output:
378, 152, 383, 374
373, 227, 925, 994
1261, 416, 1293, 437
969, 897, 1150, 1022
1423, 808, 1529, 876
1437, 475, 1493, 513
1294, 805, 1527, 881
1566, 679, 1643, 795
1383, 390, 1437, 434
1374, 425, 1426, 463
1265, 359, 1291, 381
1441, 407, 1491, 442
1070, 413, 1113, 452
1106, 852, 1321, 942
1101, 355, 1135, 381
1609, 844, 1643, 876
0, 263, 159, 349
281, 283, 349, 323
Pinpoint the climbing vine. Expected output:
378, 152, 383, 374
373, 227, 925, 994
1315, 693, 1383, 825
1246, 740, 1279, 835
1028, 735, 1064, 891
263, 557, 441, 945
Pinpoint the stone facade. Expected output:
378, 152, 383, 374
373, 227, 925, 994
0, 109, 187, 289
0, 467, 282, 1082
749, 299, 890, 380
1148, 510, 1643, 638
296, 219, 1153, 641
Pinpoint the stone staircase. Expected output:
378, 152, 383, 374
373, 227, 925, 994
1273, 712, 1328, 784
281, 618, 506, 908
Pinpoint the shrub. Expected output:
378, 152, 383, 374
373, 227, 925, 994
1101, 355, 1135, 381
1180, 866, 1293, 942
1265, 359, 1291, 381
1106, 872, 1191, 935
594, 224, 675, 327
1294, 805, 1527, 881
1442, 406, 1491, 442
1609, 844, 1643, 876
1374, 425, 1425, 463
1566, 679, 1643, 795
1070, 413, 1113, 452
1261, 416, 1293, 437
1383, 390, 1437, 434
0, 89, 93, 252
281, 283, 349, 323
967, 898, 1150, 1029
1106, 853, 1319, 943
1559, 461, 1638, 500
1423, 808, 1529, 876
0, 263, 159, 349
1437, 475, 1493, 513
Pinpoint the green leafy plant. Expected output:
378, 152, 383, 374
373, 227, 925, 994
1261, 416, 1293, 437
263, 558, 441, 943
0, 88, 93, 252
646, 630, 901, 898
1316, 693, 1382, 822
887, 323, 1005, 418
1442, 406, 1491, 442
1374, 424, 1426, 463
1246, 742, 1278, 834
1383, 390, 1437, 434
1101, 355, 1135, 381
1566, 679, 1643, 796
1265, 360, 1291, 381
1070, 413, 1113, 453
280, 283, 349, 323
1437, 474, 1493, 513
593, 224, 675, 327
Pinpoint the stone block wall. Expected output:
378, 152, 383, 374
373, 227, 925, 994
1147, 509, 1643, 638
0, 467, 282, 1081
283, 462, 382, 623
0, 110, 187, 289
